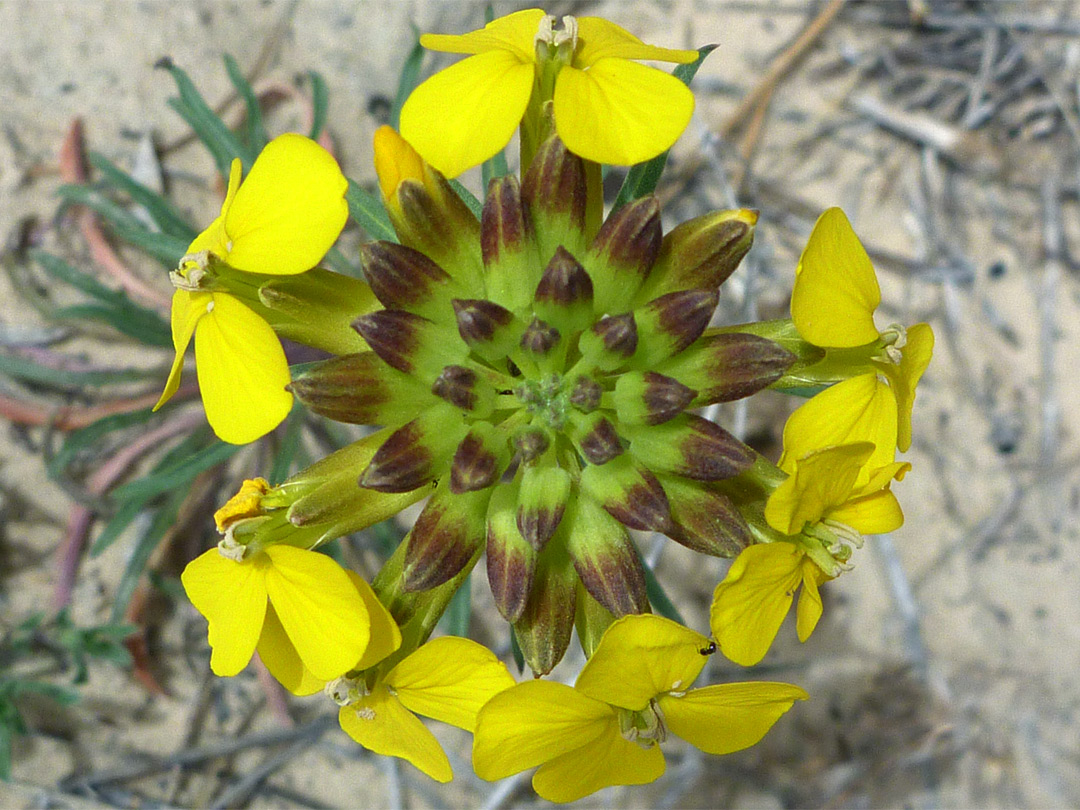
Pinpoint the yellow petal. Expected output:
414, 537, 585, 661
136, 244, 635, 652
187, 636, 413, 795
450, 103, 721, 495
472, 680, 611, 781
574, 17, 698, 65
575, 614, 710, 711
885, 322, 934, 452
765, 443, 875, 535
154, 289, 209, 411
349, 572, 402, 671
795, 562, 827, 642
185, 159, 242, 257
420, 8, 546, 61
255, 603, 324, 696
262, 545, 370, 681
659, 682, 807, 755
828, 488, 905, 535
223, 133, 347, 275
181, 548, 268, 677
387, 636, 515, 732
193, 293, 293, 445
710, 543, 804, 667
791, 207, 881, 348
373, 126, 426, 201
778, 374, 898, 475
554, 59, 694, 166
532, 716, 665, 803
338, 686, 453, 783
400, 50, 535, 178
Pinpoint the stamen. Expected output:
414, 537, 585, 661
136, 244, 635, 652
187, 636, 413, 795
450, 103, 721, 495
553, 15, 578, 49
325, 676, 369, 706
535, 14, 555, 46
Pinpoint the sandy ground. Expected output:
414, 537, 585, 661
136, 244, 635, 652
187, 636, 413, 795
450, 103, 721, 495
2, 0, 1080, 808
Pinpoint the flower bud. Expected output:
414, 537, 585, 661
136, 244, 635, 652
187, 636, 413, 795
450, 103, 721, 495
450, 422, 509, 494
359, 403, 467, 493
578, 313, 638, 371
452, 298, 523, 363
360, 241, 454, 324
512, 540, 577, 675
403, 483, 489, 591
612, 370, 696, 426
627, 414, 755, 481
481, 174, 539, 312
563, 494, 647, 617
353, 309, 467, 382
579, 454, 672, 533
657, 332, 795, 405
533, 246, 594, 335
373, 126, 482, 292
637, 208, 757, 302
657, 474, 751, 557
288, 352, 433, 425
585, 196, 662, 315
516, 464, 571, 551
630, 289, 718, 368
521, 134, 588, 264
567, 411, 624, 465
486, 482, 537, 622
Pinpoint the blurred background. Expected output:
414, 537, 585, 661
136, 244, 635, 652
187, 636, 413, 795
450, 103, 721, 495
2, 0, 1078, 807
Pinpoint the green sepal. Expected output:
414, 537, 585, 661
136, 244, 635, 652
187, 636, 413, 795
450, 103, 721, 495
532, 246, 595, 336
359, 402, 468, 493
516, 464, 571, 551
257, 268, 377, 356
288, 351, 434, 427
352, 309, 468, 383
360, 241, 456, 324
612, 370, 696, 426
521, 134, 588, 267
486, 481, 537, 622
562, 493, 648, 618
480, 174, 541, 312
566, 411, 624, 466
628, 288, 718, 369
625, 413, 755, 482
450, 421, 511, 494
656, 332, 795, 406
635, 208, 757, 304
403, 480, 491, 591
583, 196, 662, 316
579, 454, 672, 533
511, 534, 577, 676
656, 473, 751, 558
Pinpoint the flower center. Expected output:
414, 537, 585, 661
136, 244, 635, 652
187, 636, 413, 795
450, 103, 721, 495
618, 699, 667, 749
514, 373, 571, 431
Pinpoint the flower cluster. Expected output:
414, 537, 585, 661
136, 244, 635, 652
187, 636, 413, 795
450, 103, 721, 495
163, 7, 933, 802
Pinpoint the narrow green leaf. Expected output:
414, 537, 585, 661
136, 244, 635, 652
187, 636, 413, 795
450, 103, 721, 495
0, 354, 151, 388
158, 59, 253, 174
268, 405, 305, 485
110, 440, 239, 504
224, 54, 268, 154
438, 574, 472, 637
612, 45, 717, 209
53, 303, 171, 347
345, 180, 396, 241
642, 557, 685, 625
53, 188, 189, 266
509, 627, 525, 675
88, 152, 197, 242
111, 487, 186, 621
391, 31, 425, 130
481, 150, 509, 191
308, 71, 330, 141
47, 407, 157, 479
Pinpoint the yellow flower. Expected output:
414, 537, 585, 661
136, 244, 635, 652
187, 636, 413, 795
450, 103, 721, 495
790, 207, 934, 451
400, 8, 698, 177
181, 544, 375, 684
711, 442, 908, 667
473, 614, 806, 803
154, 133, 348, 444
335, 636, 515, 782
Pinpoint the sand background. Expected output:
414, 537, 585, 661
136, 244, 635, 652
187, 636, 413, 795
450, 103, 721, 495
2, 0, 1079, 807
